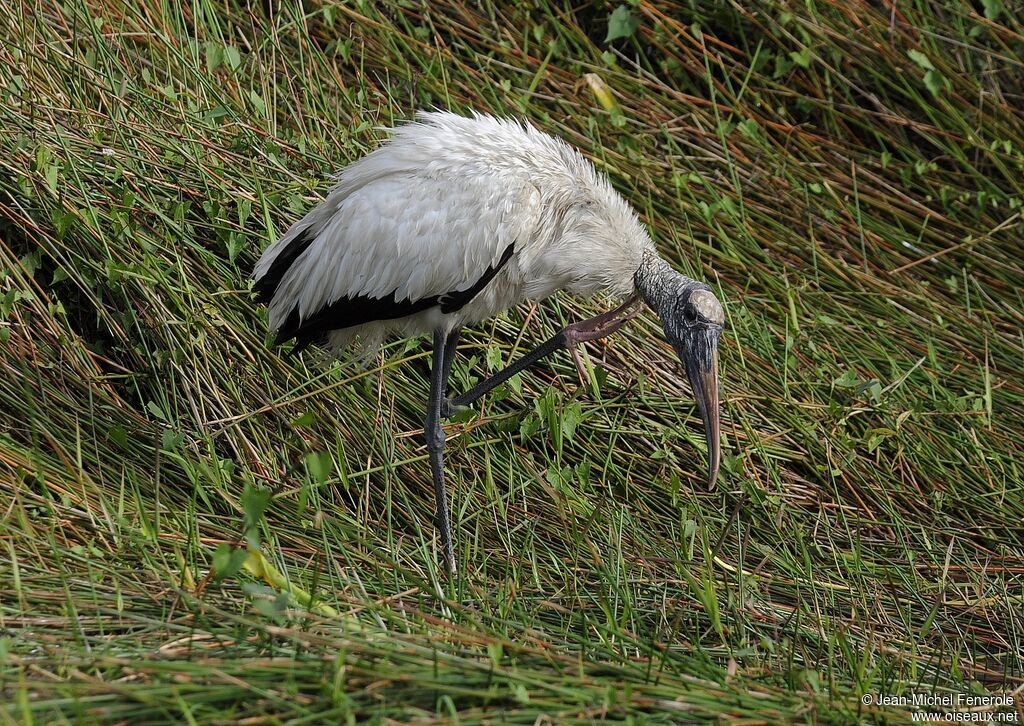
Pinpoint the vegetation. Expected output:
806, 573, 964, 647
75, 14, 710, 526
2, 1, 1022, 722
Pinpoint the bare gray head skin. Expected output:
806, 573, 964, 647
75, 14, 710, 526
634, 250, 724, 488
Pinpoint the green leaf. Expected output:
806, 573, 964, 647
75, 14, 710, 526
511, 682, 530, 704
560, 401, 583, 443
224, 45, 241, 71
203, 105, 230, 125
146, 400, 166, 421
773, 54, 794, 78
789, 47, 811, 68
249, 90, 266, 115
486, 345, 503, 373
242, 485, 271, 527
833, 369, 858, 388
860, 380, 883, 404
237, 197, 251, 226
923, 70, 946, 97
204, 42, 223, 72
161, 429, 182, 451
0, 290, 18, 320
20, 251, 40, 277
737, 118, 761, 140
107, 425, 128, 448
252, 592, 290, 623
304, 451, 333, 485
605, 5, 640, 43
44, 164, 58, 193
212, 544, 249, 581
906, 49, 935, 71
982, 0, 1003, 20
519, 412, 541, 439
241, 484, 271, 549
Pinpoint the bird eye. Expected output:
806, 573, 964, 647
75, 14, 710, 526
682, 302, 699, 325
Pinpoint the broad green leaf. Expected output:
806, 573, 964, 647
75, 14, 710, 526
907, 49, 935, 71
982, 0, 1003, 20
605, 6, 639, 43
923, 70, 947, 97
789, 47, 812, 68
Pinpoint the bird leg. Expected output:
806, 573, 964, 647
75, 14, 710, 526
448, 294, 641, 410
438, 328, 461, 419
440, 328, 461, 384
426, 329, 457, 574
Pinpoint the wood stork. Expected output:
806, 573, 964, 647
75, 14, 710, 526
253, 111, 724, 573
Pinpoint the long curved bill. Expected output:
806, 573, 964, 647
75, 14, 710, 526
678, 328, 722, 489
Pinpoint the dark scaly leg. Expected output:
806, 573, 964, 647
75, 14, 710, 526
438, 328, 461, 419
440, 328, 461, 384
449, 295, 640, 409
425, 329, 456, 574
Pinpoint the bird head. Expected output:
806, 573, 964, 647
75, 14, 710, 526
634, 254, 724, 488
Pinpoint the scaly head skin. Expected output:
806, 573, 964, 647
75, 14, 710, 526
634, 252, 724, 488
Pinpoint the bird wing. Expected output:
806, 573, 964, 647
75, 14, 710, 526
255, 159, 541, 348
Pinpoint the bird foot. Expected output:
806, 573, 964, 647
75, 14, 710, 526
563, 305, 642, 383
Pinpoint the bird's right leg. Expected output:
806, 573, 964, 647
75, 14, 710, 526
449, 295, 640, 409
426, 329, 457, 574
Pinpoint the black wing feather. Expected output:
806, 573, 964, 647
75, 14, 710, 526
252, 226, 316, 304
438, 242, 516, 313
267, 242, 516, 353
280, 293, 439, 354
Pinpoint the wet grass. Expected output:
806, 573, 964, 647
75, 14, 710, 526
1, 1, 1022, 722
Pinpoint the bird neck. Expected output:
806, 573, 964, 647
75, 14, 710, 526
633, 250, 707, 316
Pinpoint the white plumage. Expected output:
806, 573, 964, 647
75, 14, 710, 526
254, 111, 652, 356
253, 110, 724, 573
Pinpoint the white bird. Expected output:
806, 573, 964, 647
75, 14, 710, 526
253, 111, 724, 573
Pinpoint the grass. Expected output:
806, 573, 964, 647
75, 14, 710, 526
1, 0, 1022, 722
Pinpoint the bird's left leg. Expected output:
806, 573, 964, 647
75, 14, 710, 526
438, 328, 461, 419
426, 329, 457, 574
449, 294, 641, 409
